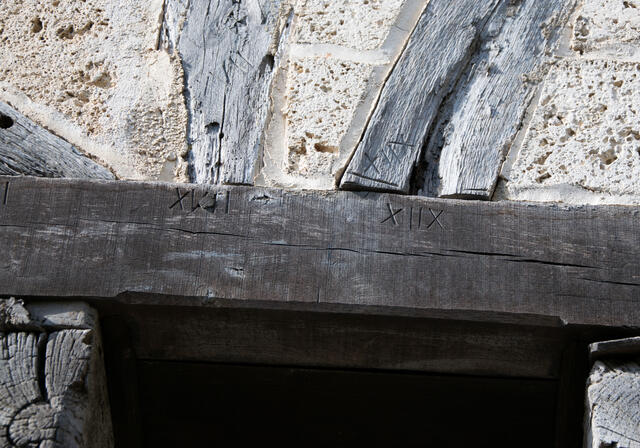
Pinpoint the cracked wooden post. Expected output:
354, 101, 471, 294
585, 337, 640, 448
0, 298, 114, 448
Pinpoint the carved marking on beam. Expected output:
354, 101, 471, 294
381, 203, 403, 226
170, 188, 232, 216
426, 209, 446, 230
169, 188, 190, 210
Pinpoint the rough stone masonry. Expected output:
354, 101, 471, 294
0, 0, 639, 205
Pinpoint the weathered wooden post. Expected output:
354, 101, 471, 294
586, 337, 640, 448
0, 298, 113, 448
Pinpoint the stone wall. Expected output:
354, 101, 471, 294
1, 0, 639, 205
500, 0, 640, 205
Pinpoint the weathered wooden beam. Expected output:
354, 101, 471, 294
421, 0, 575, 199
0, 177, 638, 327
165, 0, 290, 185
0, 102, 115, 180
0, 298, 113, 448
117, 305, 566, 378
586, 338, 640, 448
340, 0, 500, 193
590, 336, 640, 362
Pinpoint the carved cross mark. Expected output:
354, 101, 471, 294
363, 153, 380, 175
170, 188, 231, 215
381, 203, 403, 226
169, 188, 190, 210
426, 209, 445, 230
382, 132, 415, 165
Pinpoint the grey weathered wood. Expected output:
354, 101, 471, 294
166, 0, 290, 185
0, 177, 639, 327
121, 305, 566, 378
591, 336, 640, 361
586, 358, 640, 448
421, 0, 576, 199
340, 0, 500, 193
0, 102, 114, 180
0, 299, 113, 448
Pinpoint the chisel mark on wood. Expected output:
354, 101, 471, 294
169, 188, 189, 210
427, 209, 445, 230
381, 203, 403, 226
3, 181, 8, 205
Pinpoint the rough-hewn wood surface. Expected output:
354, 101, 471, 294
0, 102, 115, 180
164, 0, 289, 185
422, 0, 575, 199
120, 305, 566, 378
340, 0, 574, 198
0, 176, 638, 327
0, 299, 113, 448
591, 336, 640, 362
340, 0, 500, 193
586, 356, 640, 448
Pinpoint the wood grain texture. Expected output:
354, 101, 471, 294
0, 177, 639, 327
120, 305, 566, 378
0, 102, 114, 180
0, 299, 113, 448
340, 0, 500, 193
168, 0, 289, 185
586, 359, 640, 448
421, 0, 576, 199
591, 337, 640, 361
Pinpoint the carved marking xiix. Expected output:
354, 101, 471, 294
381, 203, 446, 231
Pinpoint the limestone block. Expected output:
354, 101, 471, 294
293, 0, 405, 51
283, 56, 373, 179
572, 0, 640, 58
0, 0, 188, 181
504, 59, 640, 204
259, 1, 426, 189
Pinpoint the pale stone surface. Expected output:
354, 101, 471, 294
283, 56, 373, 178
572, 0, 640, 58
0, 0, 188, 181
294, 0, 405, 51
260, 0, 426, 189
504, 59, 640, 205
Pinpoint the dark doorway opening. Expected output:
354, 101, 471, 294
137, 361, 557, 447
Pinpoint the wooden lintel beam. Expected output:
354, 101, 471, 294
0, 176, 638, 327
